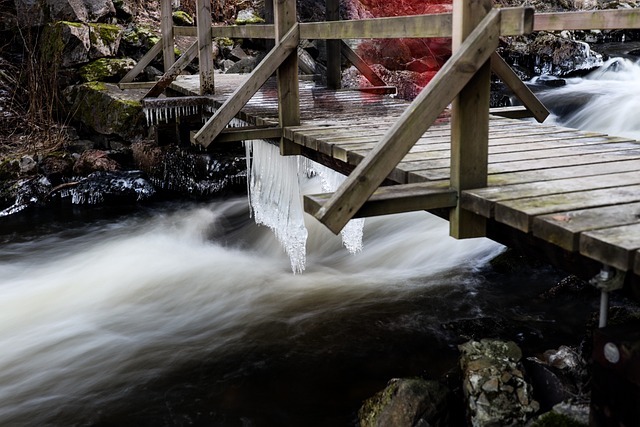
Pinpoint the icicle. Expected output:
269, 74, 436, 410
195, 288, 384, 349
308, 161, 365, 254
246, 140, 308, 273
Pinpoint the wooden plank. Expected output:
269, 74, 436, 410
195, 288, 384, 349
144, 40, 199, 98
175, 25, 277, 39
340, 41, 387, 87
326, 0, 341, 89
161, 0, 175, 71
533, 202, 640, 252
449, 0, 492, 239
490, 52, 549, 123
489, 106, 533, 119
213, 126, 283, 143
580, 223, 640, 271
118, 81, 156, 89
119, 39, 163, 84
312, 9, 502, 234
275, 0, 301, 155
494, 183, 640, 233
192, 24, 299, 147
534, 9, 640, 31
462, 170, 640, 218
304, 183, 457, 218
298, 7, 533, 39
196, 0, 214, 94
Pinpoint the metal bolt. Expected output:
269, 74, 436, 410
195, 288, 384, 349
604, 342, 620, 364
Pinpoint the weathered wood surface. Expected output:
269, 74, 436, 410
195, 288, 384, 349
160, 0, 175, 71
534, 9, 640, 31
196, 0, 214, 94
170, 73, 640, 273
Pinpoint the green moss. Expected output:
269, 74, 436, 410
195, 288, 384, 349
41, 22, 67, 63
216, 37, 235, 47
172, 10, 194, 26
60, 20, 83, 28
85, 81, 107, 91
79, 58, 135, 82
88, 23, 121, 45
358, 380, 399, 427
531, 412, 587, 427
235, 13, 265, 25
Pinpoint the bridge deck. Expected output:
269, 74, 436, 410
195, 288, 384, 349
170, 74, 640, 277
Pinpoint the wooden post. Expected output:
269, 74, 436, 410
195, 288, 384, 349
265, 0, 275, 50
275, 0, 301, 155
449, 0, 493, 239
326, 0, 341, 89
161, 0, 175, 71
196, 0, 214, 94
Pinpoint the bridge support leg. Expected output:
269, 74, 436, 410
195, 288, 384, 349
161, 0, 175, 71
275, 0, 301, 155
196, 0, 214, 94
449, 0, 492, 239
326, 0, 341, 89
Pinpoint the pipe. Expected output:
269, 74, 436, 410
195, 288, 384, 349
599, 290, 609, 328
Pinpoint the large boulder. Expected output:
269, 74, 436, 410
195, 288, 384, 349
15, 0, 115, 27
42, 21, 122, 68
64, 81, 146, 139
358, 378, 452, 427
459, 339, 539, 426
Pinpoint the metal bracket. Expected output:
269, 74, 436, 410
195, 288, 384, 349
589, 266, 625, 292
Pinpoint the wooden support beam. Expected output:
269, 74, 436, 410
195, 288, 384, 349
489, 105, 533, 119
119, 39, 163, 84
312, 9, 502, 234
196, 0, 214, 94
192, 24, 299, 147
144, 40, 199, 98
326, 0, 341, 89
340, 40, 387, 87
490, 52, 549, 123
161, 0, 175, 71
534, 9, 640, 31
198, 126, 283, 143
175, 25, 276, 39
305, 183, 457, 218
275, 0, 301, 155
298, 7, 532, 39
449, 0, 493, 239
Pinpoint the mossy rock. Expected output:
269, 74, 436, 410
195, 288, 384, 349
64, 82, 145, 139
235, 8, 265, 25
172, 10, 194, 26
79, 58, 136, 82
531, 411, 587, 427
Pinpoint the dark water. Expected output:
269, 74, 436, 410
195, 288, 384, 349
0, 195, 597, 427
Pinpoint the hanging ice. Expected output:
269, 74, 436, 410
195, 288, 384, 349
303, 160, 365, 254
246, 140, 308, 274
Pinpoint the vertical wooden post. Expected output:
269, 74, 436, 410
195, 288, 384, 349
326, 0, 341, 89
196, 0, 214, 94
161, 0, 175, 71
264, 0, 275, 50
449, 0, 492, 239
275, 0, 301, 155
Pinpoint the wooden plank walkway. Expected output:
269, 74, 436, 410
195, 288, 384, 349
169, 74, 640, 277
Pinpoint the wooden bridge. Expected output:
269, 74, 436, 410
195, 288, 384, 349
121, 0, 640, 296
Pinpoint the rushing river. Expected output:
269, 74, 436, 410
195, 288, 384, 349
1, 57, 638, 426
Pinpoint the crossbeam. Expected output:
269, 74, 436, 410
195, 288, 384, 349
305, 183, 457, 218
144, 41, 199, 98
311, 9, 502, 234
192, 23, 300, 147
535, 9, 640, 31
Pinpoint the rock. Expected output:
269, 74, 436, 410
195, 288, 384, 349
358, 378, 452, 427
228, 45, 249, 61
73, 149, 121, 175
19, 155, 37, 175
40, 154, 74, 182
60, 170, 155, 204
64, 82, 146, 139
459, 339, 539, 426
79, 57, 136, 82
131, 141, 246, 197
15, 0, 115, 27
0, 176, 52, 217
225, 57, 258, 74
42, 21, 122, 68
172, 10, 194, 26
235, 8, 265, 25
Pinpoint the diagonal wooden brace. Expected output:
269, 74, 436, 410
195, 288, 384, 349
312, 9, 502, 234
192, 23, 300, 147
144, 41, 199, 99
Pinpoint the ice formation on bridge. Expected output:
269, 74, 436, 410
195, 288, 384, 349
245, 140, 365, 273
246, 140, 308, 274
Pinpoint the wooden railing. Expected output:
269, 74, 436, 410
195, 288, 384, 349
122, 0, 640, 239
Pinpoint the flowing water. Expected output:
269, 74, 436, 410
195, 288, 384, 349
2, 57, 639, 427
